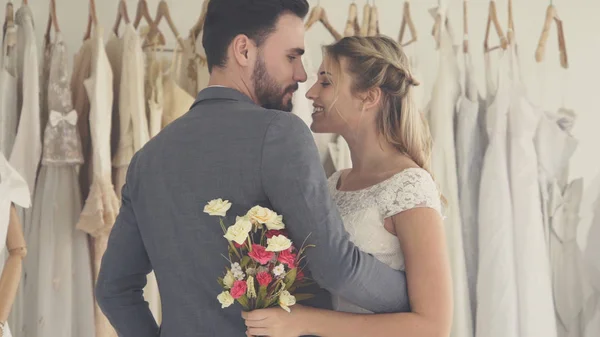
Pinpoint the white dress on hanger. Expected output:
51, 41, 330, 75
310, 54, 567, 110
22, 34, 96, 337
476, 49, 519, 337
427, 22, 473, 337
9, 5, 41, 199
506, 44, 557, 337
0, 152, 30, 337
327, 168, 442, 313
0, 25, 18, 157
454, 51, 486, 324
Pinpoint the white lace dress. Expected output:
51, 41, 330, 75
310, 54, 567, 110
327, 168, 442, 313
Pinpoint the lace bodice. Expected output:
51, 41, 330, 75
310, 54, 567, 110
328, 168, 442, 313
42, 34, 84, 165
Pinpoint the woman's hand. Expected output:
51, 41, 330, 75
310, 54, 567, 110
242, 304, 309, 337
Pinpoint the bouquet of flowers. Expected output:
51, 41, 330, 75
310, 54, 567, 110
204, 198, 315, 313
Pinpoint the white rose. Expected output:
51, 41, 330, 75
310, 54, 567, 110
247, 206, 278, 226
224, 216, 253, 245
272, 264, 285, 277
204, 198, 232, 217
278, 290, 296, 313
265, 214, 285, 230
266, 235, 292, 252
217, 291, 234, 308
223, 270, 235, 289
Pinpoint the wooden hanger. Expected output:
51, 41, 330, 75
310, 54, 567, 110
190, 0, 210, 39
21, 0, 27, 4
359, 1, 371, 36
44, 0, 60, 45
507, 0, 516, 45
398, 1, 417, 47
367, 2, 380, 36
344, 1, 360, 37
484, 0, 508, 52
144, 0, 184, 49
113, 0, 130, 36
83, 0, 98, 41
133, 0, 154, 29
535, 4, 568, 68
305, 5, 342, 41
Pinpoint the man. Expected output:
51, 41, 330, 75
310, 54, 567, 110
96, 1, 410, 336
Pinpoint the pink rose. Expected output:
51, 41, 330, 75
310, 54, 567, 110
234, 241, 244, 248
296, 269, 305, 281
266, 229, 287, 239
256, 271, 273, 287
230, 280, 247, 299
249, 244, 274, 265
277, 248, 297, 268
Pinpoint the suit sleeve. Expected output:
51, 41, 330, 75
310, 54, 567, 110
260, 112, 410, 313
96, 152, 159, 336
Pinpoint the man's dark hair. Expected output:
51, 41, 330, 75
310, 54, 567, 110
202, 0, 310, 73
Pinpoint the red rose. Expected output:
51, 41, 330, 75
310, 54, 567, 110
266, 229, 287, 239
256, 271, 273, 287
277, 248, 297, 268
296, 269, 305, 281
230, 280, 247, 299
248, 244, 274, 265
234, 241, 244, 248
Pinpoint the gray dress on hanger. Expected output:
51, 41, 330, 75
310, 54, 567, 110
21, 33, 95, 337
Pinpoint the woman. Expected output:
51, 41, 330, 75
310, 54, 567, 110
242, 35, 453, 337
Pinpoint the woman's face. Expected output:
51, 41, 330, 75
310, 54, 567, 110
305, 57, 372, 136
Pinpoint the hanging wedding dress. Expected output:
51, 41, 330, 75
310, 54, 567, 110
454, 50, 486, 323
75, 25, 120, 337
583, 173, 600, 337
0, 152, 30, 337
7, 5, 41, 334
427, 17, 473, 337
506, 43, 557, 337
0, 24, 18, 156
23, 33, 96, 337
476, 48, 519, 337
105, 30, 124, 161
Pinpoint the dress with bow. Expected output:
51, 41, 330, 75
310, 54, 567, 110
21, 33, 95, 337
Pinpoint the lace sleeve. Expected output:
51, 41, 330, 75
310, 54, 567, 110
379, 168, 442, 218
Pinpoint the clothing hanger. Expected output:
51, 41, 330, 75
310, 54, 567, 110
398, 0, 417, 47
189, 0, 209, 40
535, 3, 568, 68
144, 0, 184, 50
44, 0, 60, 45
2, 1, 15, 47
367, 1, 380, 36
483, 0, 508, 52
112, 0, 130, 36
305, 4, 342, 41
133, 0, 153, 29
343, 1, 360, 37
83, 0, 98, 41
507, 0, 516, 45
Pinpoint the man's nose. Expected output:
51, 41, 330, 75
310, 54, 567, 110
295, 63, 308, 83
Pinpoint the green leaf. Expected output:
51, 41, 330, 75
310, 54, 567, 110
241, 256, 251, 268
217, 277, 224, 287
284, 268, 297, 289
294, 293, 315, 302
237, 294, 250, 310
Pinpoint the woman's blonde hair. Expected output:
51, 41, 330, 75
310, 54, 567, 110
323, 35, 434, 180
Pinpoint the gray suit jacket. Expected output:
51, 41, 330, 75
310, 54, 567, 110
96, 87, 410, 337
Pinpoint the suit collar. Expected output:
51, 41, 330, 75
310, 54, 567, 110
193, 86, 256, 107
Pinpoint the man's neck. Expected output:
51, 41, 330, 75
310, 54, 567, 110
208, 69, 258, 105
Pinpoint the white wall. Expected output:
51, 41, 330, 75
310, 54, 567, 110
8, 0, 600, 203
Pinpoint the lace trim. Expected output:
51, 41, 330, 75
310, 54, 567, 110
77, 178, 120, 237
328, 168, 442, 218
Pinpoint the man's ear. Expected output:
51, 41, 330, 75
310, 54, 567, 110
230, 34, 257, 67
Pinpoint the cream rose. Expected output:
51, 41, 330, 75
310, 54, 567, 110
266, 235, 292, 252
224, 216, 253, 245
265, 214, 285, 230
204, 198, 232, 217
217, 291, 234, 308
278, 290, 296, 313
247, 206, 278, 225
223, 270, 235, 289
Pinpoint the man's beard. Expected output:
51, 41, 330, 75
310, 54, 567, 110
252, 55, 298, 112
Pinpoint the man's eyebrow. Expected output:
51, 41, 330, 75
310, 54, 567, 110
288, 48, 305, 55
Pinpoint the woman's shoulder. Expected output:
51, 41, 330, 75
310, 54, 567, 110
378, 167, 442, 218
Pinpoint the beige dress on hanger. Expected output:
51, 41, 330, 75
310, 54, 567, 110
75, 25, 120, 337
